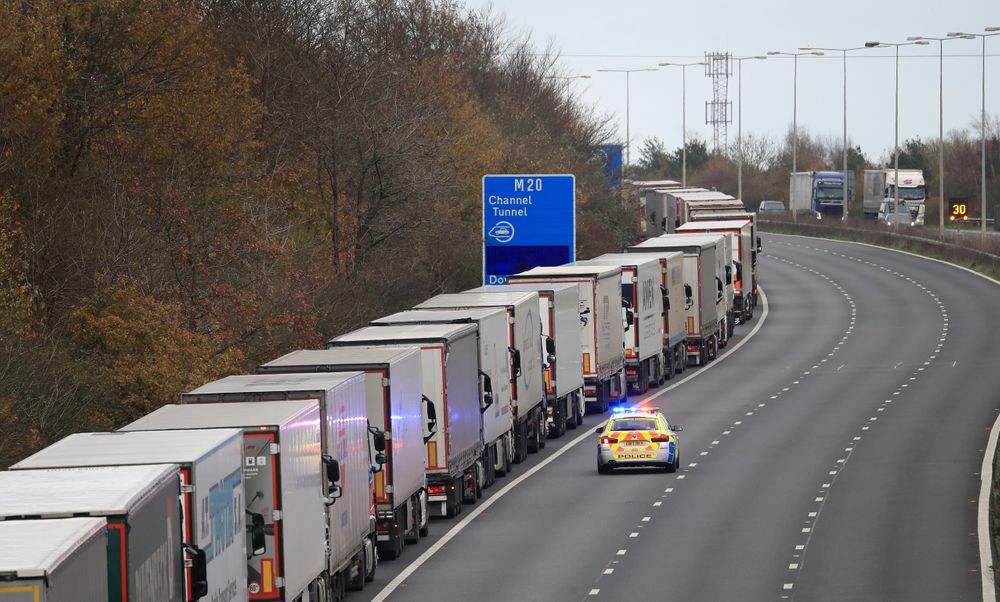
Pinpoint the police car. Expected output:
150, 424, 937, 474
596, 407, 682, 474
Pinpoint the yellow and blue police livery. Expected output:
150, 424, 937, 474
596, 407, 683, 474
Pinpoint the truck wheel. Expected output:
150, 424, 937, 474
348, 550, 366, 591
577, 394, 585, 425
365, 536, 377, 581
538, 410, 547, 449
566, 396, 578, 430
419, 519, 430, 538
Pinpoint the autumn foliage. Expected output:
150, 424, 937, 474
0, 0, 630, 467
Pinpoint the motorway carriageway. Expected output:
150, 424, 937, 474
358, 234, 1000, 602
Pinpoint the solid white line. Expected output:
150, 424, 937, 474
368, 288, 772, 601
769, 232, 1000, 602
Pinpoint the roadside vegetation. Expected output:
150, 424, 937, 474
0, 0, 637, 467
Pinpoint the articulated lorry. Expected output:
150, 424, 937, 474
415, 291, 546, 460
124, 400, 340, 601
12, 430, 246, 602
629, 235, 725, 366
576, 254, 666, 394
645, 187, 706, 236
507, 265, 625, 413
790, 171, 854, 218
677, 194, 741, 224
863, 169, 926, 220
677, 218, 757, 322
0, 465, 190, 602
369, 308, 513, 478
0, 517, 108, 602
257, 347, 429, 558
328, 324, 484, 519
472, 282, 585, 437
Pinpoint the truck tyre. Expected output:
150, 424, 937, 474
538, 409, 547, 449
636, 362, 649, 394
348, 550, 366, 591
577, 394, 585, 425
513, 421, 528, 463
365, 536, 377, 581
462, 470, 476, 504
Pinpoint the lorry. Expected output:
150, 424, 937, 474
369, 308, 513, 478
506, 265, 625, 413
682, 198, 746, 224
628, 235, 725, 366
675, 193, 740, 224
257, 347, 429, 557
0, 466, 188, 602
414, 291, 547, 460
123, 400, 338, 601
11, 430, 246, 602
575, 254, 666, 394
644, 187, 706, 236
789, 171, 854, 218
327, 323, 484, 519
471, 282, 585, 437
177, 373, 380, 591
677, 218, 757, 322
0, 517, 108, 602
863, 169, 926, 220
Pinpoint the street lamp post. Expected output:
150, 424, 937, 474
658, 62, 705, 187
733, 56, 767, 201
865, 40, 930, 231
801, 46, 869, 222
947, 29, 1000, 234
908, 35, 973, 236
596, 69, 658, 182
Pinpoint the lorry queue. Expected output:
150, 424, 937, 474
0, 181, 760, 602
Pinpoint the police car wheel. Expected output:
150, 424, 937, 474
598, 463, 613, 475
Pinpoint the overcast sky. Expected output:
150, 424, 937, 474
464, 0, 1000, 167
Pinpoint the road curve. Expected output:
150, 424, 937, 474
354, 234, 1000, 602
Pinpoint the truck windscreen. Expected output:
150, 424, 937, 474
888, 185, 926, 201
815, 187, 844, 200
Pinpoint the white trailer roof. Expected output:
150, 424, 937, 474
473, 282, 579, 295
0, 517, 106, 578
629, 179, 682, 188
577, 254, 662, 269
374, 308, 505, 325
632, 236, 715, 252
416, 291, 537, 309
677, 219, 751, 231
261, 347, 418, 370
603, 251, 684, 263
674, 191, 735, 200
512, 265, 620, 278
186, 371, 363, 396
330, 323, 477, 345
12, 429, 242, 470
0, 464, 178, 518
123, 400, 318, 430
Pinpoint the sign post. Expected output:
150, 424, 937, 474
483, 174, 575, 285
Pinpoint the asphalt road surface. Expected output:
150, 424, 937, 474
355, 234, 1000, 602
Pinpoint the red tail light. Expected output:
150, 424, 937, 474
650, 434, 671, 443
427, 485, 446, 495
600, 436, 619, 445
376, 522, 389, 532
687, 344, 699, 352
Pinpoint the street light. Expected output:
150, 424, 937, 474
865, 39, 930, 231
733, 55, 767, 201
767, 51, 823, 221
596, 68, 658, 181
907, 34, 974, 235
547, 75, 593, 80
658, 62, 705, 187
947, 29, 1000, 234
801, 46, 868, 221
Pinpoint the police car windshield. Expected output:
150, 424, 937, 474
611, 418, 659, 431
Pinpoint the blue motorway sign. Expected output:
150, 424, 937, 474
483, 174, 575, 284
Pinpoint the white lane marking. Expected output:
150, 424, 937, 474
653, 501, 662, 507
665, 488, 674, 493
796, 545, 805, 550
641, 516, 651, 522
617, 549, 626, 555
789, 563, 799, 569
589, 589, 600, 595
369, 289, 772, 601
629, 532, 639, 538
784, 584, 794, 590
603, 568, 614, 575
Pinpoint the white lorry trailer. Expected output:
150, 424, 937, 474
123, 401, 335, 602
369, 308, 513, 477
576, 254, 666, 394
12, 430, 245, 602
414, 291, 546, 461
645, 187, 706, 236
0, 517, 108, 602
629, 235, 724, 366
327, 324, 484, 519
0, 466, 187, 602
471, 282, 585, 437
507, 265, 625, 413
257, 347, 428, 556
178, 373, 379, 589
673, 232, 736, 342
678, 219, 756, 322
863, 169, 926, 221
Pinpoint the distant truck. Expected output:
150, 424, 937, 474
0, 517, 109, 602
124, 400, 339, 601
471, 282, 586, 436
257, 347, 430, 557
328, 323, 485, 519
863, 169, 926, 219
11, 430, 247, 602
508, 265, 626, 413
0, 465, 190, 602
677, 219, 757, 322
645, 187, 706, 236
789, 171, 854, 217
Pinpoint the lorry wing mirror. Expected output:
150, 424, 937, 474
509, 347, 522, 378
422, 395, 438, 443
734, 261, 742, 281
756, 236, 762, 253
725, 265, 733, 285
182, 544, 209, 600
625, 309, 635, 329
247, 512, 266, 557
478, 371, 495, 412
594, 426, 604, 434
373, 431, 386, 453
545, 336, 556, 355
716, 277, 724, 301
323, 454, 341, 484
684, 284, 693, 299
